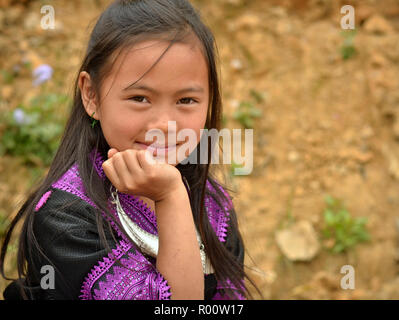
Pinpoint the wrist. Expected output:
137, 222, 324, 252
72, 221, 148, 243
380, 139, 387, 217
155, 180, 188, 204
155, 180, 188, 205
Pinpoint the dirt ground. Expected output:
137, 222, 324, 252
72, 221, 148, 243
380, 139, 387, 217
1, 0, 399, 299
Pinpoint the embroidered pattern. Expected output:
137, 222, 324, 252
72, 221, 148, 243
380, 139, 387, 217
79, 240, 172, 300
205, 180, 231, 243
93, 251, 171, 300
79, 240, 132, 300
52, 163, 96, 208
34, 190, 52, 212
213, 278, 245, 300
49, 148, 237, 300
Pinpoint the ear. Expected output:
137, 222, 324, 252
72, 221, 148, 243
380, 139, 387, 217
78, 71, 100, 120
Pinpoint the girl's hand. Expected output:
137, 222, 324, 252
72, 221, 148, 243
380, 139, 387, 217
102, 148, 183, 202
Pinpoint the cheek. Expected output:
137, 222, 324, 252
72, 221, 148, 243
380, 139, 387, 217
184, 108, 208, 138
100, 109, 142, 147
179, 120, 206, 145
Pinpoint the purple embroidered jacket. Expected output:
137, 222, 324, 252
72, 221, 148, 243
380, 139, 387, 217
27, 149, 245, 300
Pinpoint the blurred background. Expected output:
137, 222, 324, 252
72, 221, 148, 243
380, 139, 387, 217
1, 0, 399, 299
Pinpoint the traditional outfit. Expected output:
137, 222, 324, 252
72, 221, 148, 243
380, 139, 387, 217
3, 150, 244, 300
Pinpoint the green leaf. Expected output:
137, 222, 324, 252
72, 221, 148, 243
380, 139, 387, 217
250, 89, 265, 104
324, 209, 335, 225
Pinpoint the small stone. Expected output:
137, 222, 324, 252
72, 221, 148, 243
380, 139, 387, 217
310, 180, 320, 190
306, 134, 321, 145
370, 52, 388, 68
361, 126, 374, 139
323, 238, 335, 250
54, 20, 64, 32
295, 186, 305, 196
337, 148, 373, 163
288, 151, 300, 163
313, 271, 340, 291
364, 14, 394, 35
356, 5, 374, 25
230, 58, 243, 70
230, 99, 240, 110
269, 6, 287, 18
275, 20, 292, 35
318, 120, 331, 130
309, 214, 320, 225
235, 14, 261, 29
353, 150, 373, 164
275, 220, 320, 261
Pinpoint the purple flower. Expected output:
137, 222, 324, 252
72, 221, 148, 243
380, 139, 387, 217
32, 64, 53, 86
13, 108, 28, 125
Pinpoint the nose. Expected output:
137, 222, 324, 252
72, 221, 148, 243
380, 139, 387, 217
145, 109, 177, 145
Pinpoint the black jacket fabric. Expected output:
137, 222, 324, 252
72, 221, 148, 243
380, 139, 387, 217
3, 188, 244, 300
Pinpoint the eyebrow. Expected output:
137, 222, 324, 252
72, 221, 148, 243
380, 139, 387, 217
122, 83, 205, 95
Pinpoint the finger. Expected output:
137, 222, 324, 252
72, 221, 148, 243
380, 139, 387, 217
137, 149, 157, 171
108, 148, 119, 159
102, 159, 122, 188
111, 152, 132, 187
122, 149, 143, 174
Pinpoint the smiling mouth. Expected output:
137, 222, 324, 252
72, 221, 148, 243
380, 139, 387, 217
136, 142, 178, 149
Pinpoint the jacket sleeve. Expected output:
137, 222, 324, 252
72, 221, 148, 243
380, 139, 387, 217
30, 188, 171, 300
79, 240, 171, 300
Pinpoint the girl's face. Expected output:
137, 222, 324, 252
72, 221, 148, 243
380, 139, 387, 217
79, 36, 210, 166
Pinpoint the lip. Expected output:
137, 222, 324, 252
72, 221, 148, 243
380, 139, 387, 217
136, 142, 178, 154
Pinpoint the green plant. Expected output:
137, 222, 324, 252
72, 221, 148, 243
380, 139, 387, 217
229, 160, 243, 176
321, 195, 370, 253
1, 69, 15, 85
0, 93, 68, 167
340, 30, 357, 60
249, 89, 266, 104
232, 100, 262, 129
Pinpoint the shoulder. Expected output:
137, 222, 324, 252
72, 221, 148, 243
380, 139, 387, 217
32, 188, 99, 241
34, 187, 93, 212
28, 189, 116, 299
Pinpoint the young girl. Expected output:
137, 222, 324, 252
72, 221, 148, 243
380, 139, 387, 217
1, 0, 258, 300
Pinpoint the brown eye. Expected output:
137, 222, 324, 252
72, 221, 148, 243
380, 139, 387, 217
179, 97, 197, 105
130, 96, 148, 103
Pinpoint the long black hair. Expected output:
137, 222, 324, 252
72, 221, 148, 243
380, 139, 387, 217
1, 0, 261, 299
